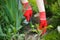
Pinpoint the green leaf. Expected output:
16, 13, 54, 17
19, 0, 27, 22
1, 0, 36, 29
0, 25, 3, 34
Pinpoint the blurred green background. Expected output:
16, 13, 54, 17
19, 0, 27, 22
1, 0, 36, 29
0, 0, 60, 40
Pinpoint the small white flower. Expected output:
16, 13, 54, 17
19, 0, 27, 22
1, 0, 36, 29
57, 26, 60, 33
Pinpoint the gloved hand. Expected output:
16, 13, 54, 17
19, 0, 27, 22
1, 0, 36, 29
37, 20, 47, 35
23, 3, 32, 22
38, 12, 47, 35
39, 12, 47, 29
39, 20, 47, 30
24, 10, 32, 22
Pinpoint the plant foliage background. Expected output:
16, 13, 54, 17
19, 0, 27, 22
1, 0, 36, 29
0, 0, 60, 40
0, 0, 24, 40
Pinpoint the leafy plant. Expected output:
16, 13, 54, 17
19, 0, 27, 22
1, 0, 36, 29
0, 0, 24, 40
29, 0, 38, 14
45, 0, 60, 28
44, 30, 60, 40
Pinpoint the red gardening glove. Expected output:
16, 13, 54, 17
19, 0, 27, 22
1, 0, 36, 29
39, 12, 47, 29
24, 10, 32, 22
39, 20, 47, 30
39, 12, 47, 35
23, 3, 32, 22
39, 20, 47, 35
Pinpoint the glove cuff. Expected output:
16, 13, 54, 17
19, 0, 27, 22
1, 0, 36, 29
39, 12, 46, 20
